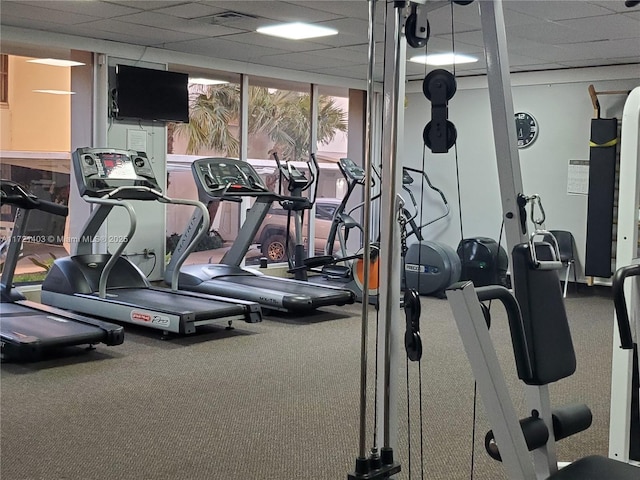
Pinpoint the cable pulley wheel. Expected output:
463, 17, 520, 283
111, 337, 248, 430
404, 330, 423, 362
405, 13, 430, 49
422, 69, 457, 101
423, 120, 457, 151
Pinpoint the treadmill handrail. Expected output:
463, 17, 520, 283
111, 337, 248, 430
92, 186, 211, 292
84, 196, 136, 298
165, 197, 210, 291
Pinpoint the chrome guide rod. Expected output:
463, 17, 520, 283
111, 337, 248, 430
357, 0, 378, 460
378, 0, 405, 449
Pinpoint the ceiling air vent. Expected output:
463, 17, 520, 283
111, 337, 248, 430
209, 11, 258, 24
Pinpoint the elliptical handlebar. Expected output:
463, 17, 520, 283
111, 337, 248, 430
271, 151, 318, 209
402, 166, 450, 237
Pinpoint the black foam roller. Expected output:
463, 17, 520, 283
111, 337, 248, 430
552, 403, 593, 441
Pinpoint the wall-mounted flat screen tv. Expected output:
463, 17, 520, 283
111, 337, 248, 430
115, 65, 189, 123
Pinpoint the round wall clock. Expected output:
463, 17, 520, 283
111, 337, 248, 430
514, 112, 538, 149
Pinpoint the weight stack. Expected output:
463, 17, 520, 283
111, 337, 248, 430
585, 118, 618, 278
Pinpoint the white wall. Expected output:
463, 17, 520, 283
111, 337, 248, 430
403, 66, 639, 282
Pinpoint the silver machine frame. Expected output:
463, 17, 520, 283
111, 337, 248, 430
609, 85, 640, 466
445, 1, 562, 479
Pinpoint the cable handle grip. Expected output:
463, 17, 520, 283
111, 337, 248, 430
528, 232, 563, 270
612, 262, 640, 350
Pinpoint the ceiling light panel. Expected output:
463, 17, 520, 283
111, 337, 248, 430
32, 89, 76, 95
409, 53, 478, 65
27, 58, 85, 67
257, 22, 338, 40
189, 77, 228, 85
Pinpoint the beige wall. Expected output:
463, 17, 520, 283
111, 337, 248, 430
3, 56, 70, 151
0, 108, 10, 149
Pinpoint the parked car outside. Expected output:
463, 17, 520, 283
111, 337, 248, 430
255, 198, 342, 263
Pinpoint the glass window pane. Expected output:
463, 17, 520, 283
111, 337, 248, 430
0, 55, 72, 284
166, 77, 241, 267
166, 77, 356, 270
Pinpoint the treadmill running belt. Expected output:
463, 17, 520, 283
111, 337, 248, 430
104, 288, 248, 319
200, 275, 355, 311
226, 276, 351, 298
2, 308, 105, 346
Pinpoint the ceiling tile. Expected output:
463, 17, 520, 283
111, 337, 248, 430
9, 0, 140, 18
51, 23, 167, 46
0, 0, 638, 82
264, 51, 364, 69
302, 18, 384, 48
553, 38, 640, 62
116, 11, 246, 37
0, 1, 100, 24
558, 14, 640, 41
506, 20, 592, 45
504, 0, 614, 21
107, 1, 190, 10
0, 14, 74, 32
79, 19, 203, 44
304, 47, 370, 63
163, 37, 290, 62
222, 32, 327, 53
283, 1, 372, 21
198, 1, 344, 22
154, 3, 226, 19
587, 1, 637, 14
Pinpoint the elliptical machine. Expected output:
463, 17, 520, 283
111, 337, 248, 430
401, 167, 461, 297
271, 151, 318, 282
301, 157, 380, 304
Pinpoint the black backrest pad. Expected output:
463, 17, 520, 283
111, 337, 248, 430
512, 243, 577, 385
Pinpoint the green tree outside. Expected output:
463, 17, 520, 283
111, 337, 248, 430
170, 84, 347, 161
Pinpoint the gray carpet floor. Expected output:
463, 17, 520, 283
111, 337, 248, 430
0, 289, 617, 480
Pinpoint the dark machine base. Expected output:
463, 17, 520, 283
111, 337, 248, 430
348, 448, 401, 480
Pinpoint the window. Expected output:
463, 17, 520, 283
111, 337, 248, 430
316, 202, 339, 221
0, 54, 7, 104
165, 73, 357, 267
0, 53, 74, 283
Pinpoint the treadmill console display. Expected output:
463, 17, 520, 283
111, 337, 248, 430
339, 157, 365, 183
99, 153, 137, 179
73, 147, 161, 198
192, 158, 267, 198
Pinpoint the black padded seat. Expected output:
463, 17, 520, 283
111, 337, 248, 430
547, 455, 639, 480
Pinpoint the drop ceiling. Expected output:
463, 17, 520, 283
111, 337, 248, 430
1, 1, 639, 82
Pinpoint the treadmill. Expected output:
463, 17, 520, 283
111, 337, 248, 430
0, 179, 124, 361
166, 157, 355, 313
41, 148, 261, 334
